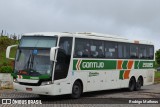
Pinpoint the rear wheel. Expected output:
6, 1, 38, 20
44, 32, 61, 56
71, 81, 82, 99
135, 77, 143, 91
128, 77, 136, 91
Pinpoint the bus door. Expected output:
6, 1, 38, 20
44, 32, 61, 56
54, 37, 73, 81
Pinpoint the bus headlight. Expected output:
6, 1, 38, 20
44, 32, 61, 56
41, 81, 52, 86
13, 78, 18, 83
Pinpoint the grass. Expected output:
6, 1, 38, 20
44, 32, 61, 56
155, 71, 160, 78
154, 71, 160, 83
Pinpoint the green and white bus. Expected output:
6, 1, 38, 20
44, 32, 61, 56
6, 32, 155, 98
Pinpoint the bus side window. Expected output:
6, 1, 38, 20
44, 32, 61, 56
130, 45, 138, 59
74, 38, 91, 58
118, 44, 123, 58
104, 42, 117, 59
74, 43, 83, 58
118, 43, 130, 59
97, 46, 104, 58
139, 45, 147, 59
90, 40, 104, 58
146, 46, 154, 59
82, 43, 90, 57
91, 45, 97, 57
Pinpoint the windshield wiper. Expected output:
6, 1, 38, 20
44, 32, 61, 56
26, 52, 35, 70
16, 49, 21, 61
27, 54, 32, 69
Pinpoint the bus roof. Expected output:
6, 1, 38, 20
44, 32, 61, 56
23, 32, 154, 45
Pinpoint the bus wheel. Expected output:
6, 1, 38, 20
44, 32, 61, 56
128, 77, 136, 91
71, 81, 82, 99
135, 77, 143, 91
38, 94, 47, 98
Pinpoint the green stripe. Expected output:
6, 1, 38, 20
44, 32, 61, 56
11, 73, 51, 80
119, 70, 124, 79
73, 59, 154, 71
122, 61, 128, 69
73, 60, 117, 70
73, 60, 78, 70
134, 61, 139, 69
134, 61, 155, 69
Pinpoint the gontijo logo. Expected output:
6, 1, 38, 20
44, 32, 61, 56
143, 63, 153, 68
82, 62, 104, 69
76, 59, 105, 70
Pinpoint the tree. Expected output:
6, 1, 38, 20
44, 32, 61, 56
155, 49, 160, 66
1, 30, 3, 36
12, 35, 17, 40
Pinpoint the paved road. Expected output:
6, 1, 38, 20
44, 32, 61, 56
0, 83, 160, 107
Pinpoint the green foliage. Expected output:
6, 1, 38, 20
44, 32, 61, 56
2, 62, 8, 66
0, 36, 16, 50
155, 49, 160, 67
0, 66, 13, 73
0, 36, 18, 65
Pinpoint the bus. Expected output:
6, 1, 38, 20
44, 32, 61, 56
6, 32, 155, 98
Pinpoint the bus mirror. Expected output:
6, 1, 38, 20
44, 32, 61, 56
50, 47, 59, 61
6, 45, 18, 60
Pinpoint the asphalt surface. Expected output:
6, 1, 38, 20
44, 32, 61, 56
0, 83, 160, 107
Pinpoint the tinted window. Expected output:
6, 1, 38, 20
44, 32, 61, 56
118, 43, 130, 59
74, 38, 91, 58
74, 38, 154, 60
54, 37, 73, 80
146, 45, 154, 59
104, 42, 117, 58
130, 44, 138, 59
20, 36, 57, 48
139, 45, 147, 59
90, 40, 104, 58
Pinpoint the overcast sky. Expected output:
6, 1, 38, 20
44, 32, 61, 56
0, 0, 159, 50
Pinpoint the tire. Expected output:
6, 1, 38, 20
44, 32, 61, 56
71, 81, 82, 99
38, 95, 47, 98
128, 77, 136, 91
135, 77, 143, 91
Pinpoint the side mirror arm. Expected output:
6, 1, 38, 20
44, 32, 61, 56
6, 45, 18, 60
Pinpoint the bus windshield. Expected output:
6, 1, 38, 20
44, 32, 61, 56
14, 36, 57, 76
15, 49, 52, 76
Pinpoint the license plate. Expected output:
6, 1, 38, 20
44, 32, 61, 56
26, 88, 32, 91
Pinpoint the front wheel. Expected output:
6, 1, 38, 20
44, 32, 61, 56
38, 94, 48, 98
71, 81, 82, 99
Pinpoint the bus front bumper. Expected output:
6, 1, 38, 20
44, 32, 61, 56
13, 82, 55, 95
